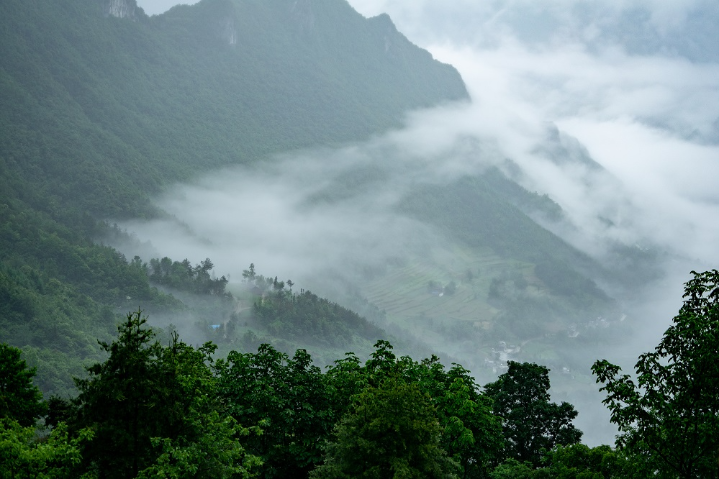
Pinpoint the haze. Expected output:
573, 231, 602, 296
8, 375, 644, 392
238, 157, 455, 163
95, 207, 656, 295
127, 0, 719, 444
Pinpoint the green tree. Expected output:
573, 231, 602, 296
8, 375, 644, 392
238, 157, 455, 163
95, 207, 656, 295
311, 378, 459, 479
533, 444, 637, 479
137, 412, 262, 479
437, 375, 504, 478
489, 444, 636, 479
484, 362, 582, 467
0, 419, 94, 479
216, 344, 333, 478
489, 459, 534, 479
324, 352, 368, 419
327, 341, 504, 477
74, 310, 259, 478
0, 343, 46, 427
73, 310, 162, 477
410, 358, 504, 478
592, 270, 719, 478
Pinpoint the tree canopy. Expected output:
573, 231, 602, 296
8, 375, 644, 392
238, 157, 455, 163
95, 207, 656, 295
593, 269, 719, 478
3, 270, 719, 478
0, 343, 45, 427
484, 361, 582, 467
311, 378, 459, 479
72, 310, 260, 478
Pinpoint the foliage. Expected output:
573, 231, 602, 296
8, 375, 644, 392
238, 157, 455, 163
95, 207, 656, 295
217, 339, 506, 479
137, 413, 262, 479
436, 374, 504, 477
0, 206, 178, 396
592, 269, 719, 478
0, 343, 46, 426
484, 361, 582, 467
147, 257, 231, 297
311, 377, 459, 479
326, 341, 505, 478
216, 344, 333, 479
72, 310, 259, 478
389, 352, 505, 478
72, 310, 163, 477
0, 420, 94, 479
489, 444, 643, 478
489, 459, 535, 479
534, 444, 631, 478
249, 269, 384, 348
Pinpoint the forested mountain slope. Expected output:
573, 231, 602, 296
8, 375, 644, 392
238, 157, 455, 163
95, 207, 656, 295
0, 0, 467, 219
0, 0, 466, 394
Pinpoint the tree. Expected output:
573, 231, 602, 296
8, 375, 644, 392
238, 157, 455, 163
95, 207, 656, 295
74, 310, 259, 478
73, 310, 162, 477
489, 444, 642, 478
0, 343, 46, 427
0, 419, 94, 479
411, 358, 504, 478
311, 378, 459, 479
216, 344, 333, 479
326, 341, 504, 478
592, 270, 719, 478
437, 375, 504, 478
489, 459, 534, 479
533, 444, 638, 479
137, 412, 262, 479
484, 362, 582, 467
243, 263, 256, 281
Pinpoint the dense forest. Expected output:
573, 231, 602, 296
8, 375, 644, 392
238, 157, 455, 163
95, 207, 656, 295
2, 270, 718, 477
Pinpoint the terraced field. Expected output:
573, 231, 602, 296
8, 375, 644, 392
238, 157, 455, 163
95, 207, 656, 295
354, 242, 610, 378
360, 245, 531, 330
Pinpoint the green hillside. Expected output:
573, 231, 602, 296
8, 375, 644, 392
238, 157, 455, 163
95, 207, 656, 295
0, 0, 466, 394
0, 0, 645, 400
0, 0, 467, 219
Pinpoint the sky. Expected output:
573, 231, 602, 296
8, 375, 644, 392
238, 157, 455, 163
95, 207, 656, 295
137, 0, 200, 15
130, 0, 719, 444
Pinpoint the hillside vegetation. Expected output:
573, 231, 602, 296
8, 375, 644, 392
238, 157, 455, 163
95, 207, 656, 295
0, 0, 466, 393
1, 0, 643, 402
4, 270, 718, 477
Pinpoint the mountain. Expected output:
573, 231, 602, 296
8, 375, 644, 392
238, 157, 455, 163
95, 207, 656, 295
0, 0, 645, 399
0, 0, 467, 394
0, 0, 467, 219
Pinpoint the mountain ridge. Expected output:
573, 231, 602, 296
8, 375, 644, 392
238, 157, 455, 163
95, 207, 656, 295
0, 0, 467, 394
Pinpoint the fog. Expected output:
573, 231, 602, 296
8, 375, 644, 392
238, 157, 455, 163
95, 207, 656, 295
127, 0, 719, 445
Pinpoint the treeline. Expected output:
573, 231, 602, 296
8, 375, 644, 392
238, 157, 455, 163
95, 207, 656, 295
3, 271, 719, 478
1, 312, 578, 478
243, 263, 384, 348
147, 256, 230, 298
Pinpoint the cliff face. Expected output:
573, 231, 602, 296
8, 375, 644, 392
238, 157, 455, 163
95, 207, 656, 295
219, 17, 237, 45
102, 0, 138, 19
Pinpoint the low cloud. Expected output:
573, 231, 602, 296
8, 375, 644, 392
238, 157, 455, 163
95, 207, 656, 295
119, 0, 719, 446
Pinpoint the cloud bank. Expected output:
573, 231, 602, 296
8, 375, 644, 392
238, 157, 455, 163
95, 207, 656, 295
121, 0, 719, 445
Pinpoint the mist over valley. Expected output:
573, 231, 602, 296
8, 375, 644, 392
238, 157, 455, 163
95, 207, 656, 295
121, 0, 719, 445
